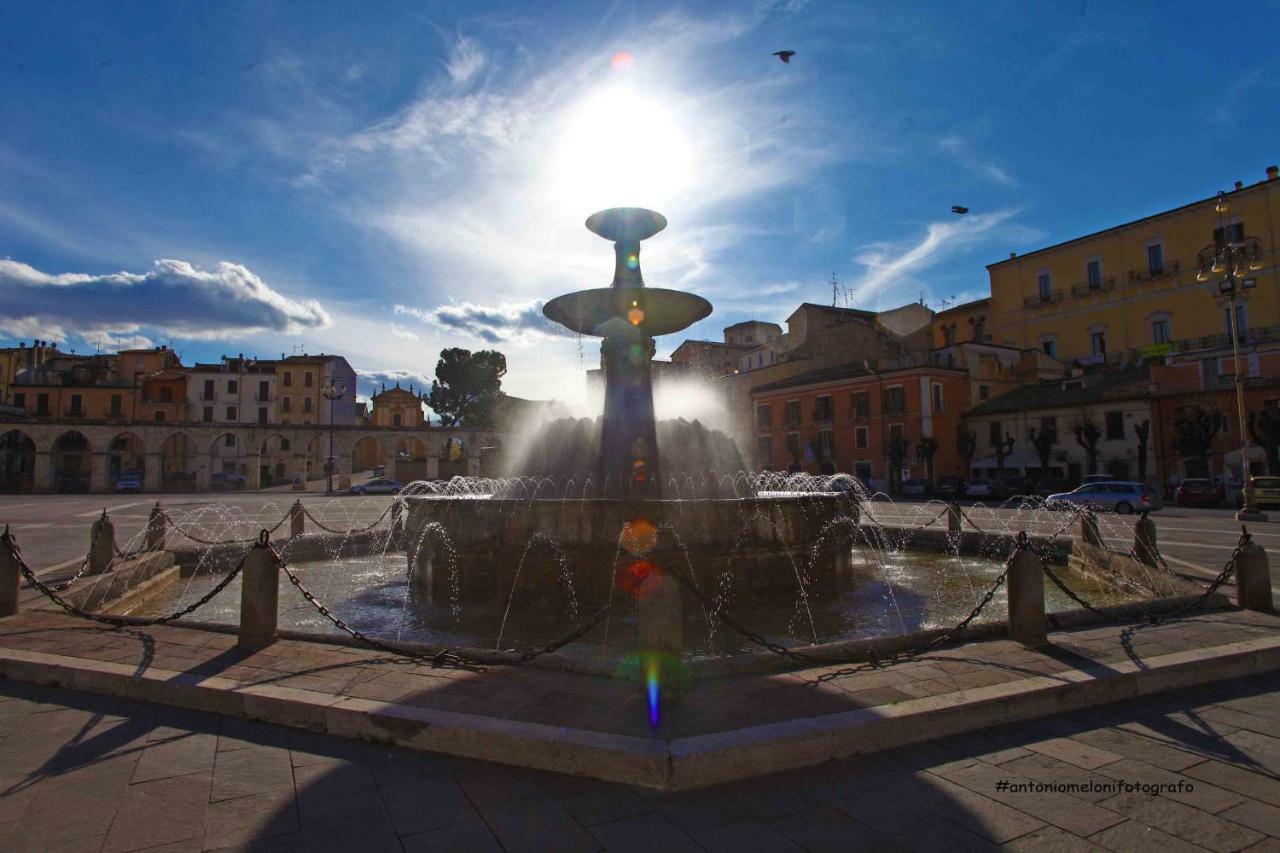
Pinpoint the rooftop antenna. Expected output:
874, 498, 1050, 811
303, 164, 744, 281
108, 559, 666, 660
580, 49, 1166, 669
831, 272, 839, 307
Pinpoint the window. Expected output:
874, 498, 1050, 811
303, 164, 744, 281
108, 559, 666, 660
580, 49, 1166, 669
36, 393, 49, 416
1147, 243, 1164, 276
931, 383, 943, 413
258, 380, 270, 400
1091, 331, 1107, 356
785, 400, 801, 427
283, 371, 293, 387
227, 380, 238, 394
1105, 411, 1124, 440
988, 421, 1002, 447
1086, 259, 1102, 289
282, 397, 292, 413
757, 436, 772, 465
13, 393, 24, 409
814, 395, 833, 422
1151, 318, 1171, 344
818, 429, 834, 462
785, 432, 801, 461
154, 411, 165, 422
1225, 304, 1247, 340
851, 392, 870, 419
69, 394, 82, 416
203, 379, 215, 400
1214, 222, 1245, 250
257, 407, 267, 425
855, 426, 869, 449
203, 406, 213, 422
160, 387, 173, 403
226, 406, 237, 421
1042, 338, 1057, 358
304, 372, 314, 388
882, 386, 905, 415
971, 316, 987, 341
756, 405, 772, 429
888, 423, 904, 443
303, 397, 314, 413
979, 384, 990, 401
110, 394, 122, 415
280, 438, 290, 451
392, 413, 402, 427
744, 334, 754, 343
1037, 272, 1052, 301
225, 434, 236, 448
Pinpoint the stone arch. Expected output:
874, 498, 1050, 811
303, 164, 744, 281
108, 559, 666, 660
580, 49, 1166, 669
350, 434, 381, 475
208, 430, 248, 487
107, 431, 146, 488
259, 431, 292, 487
0, 428, 36, 493
439, 434, 468, 479
51, 430, 92, 492
159, 431, 196, 491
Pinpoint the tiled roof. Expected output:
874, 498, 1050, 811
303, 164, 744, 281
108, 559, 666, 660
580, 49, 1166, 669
966, 365, 1152, 416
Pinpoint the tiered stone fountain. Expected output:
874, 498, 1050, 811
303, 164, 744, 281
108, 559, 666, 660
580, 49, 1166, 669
404, 209, 858, 653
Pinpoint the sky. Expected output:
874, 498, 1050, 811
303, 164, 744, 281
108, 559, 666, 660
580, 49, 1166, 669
2, 0, 1278, 409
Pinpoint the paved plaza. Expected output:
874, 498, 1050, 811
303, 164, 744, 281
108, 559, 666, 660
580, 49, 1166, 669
5, 670, 1280, 851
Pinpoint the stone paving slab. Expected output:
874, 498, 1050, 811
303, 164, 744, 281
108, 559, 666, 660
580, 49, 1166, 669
2, 606, 1280, 790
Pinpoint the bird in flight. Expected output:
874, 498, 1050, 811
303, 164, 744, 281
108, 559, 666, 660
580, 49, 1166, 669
951, 206, 969, 215
773, 50, 796, 63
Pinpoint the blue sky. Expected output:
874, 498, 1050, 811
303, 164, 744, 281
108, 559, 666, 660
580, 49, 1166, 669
2, 0, 1277, 406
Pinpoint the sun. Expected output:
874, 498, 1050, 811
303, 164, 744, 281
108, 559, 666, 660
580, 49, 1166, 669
549, 86, 695, 212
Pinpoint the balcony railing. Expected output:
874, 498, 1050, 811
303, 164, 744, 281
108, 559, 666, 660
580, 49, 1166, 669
1127, 259, 1180, 284
1023, 289, 1064, 308
1070, 276, 1116, 298
1168, 323, 1280, 354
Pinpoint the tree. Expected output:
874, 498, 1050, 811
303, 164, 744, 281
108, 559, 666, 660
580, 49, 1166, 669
1027, 424, 1057, 485
887, 434, 910, 494
1172, 403, 1221, 479
916, 436, 938, 492
994, 431, 1015, 483
957, 425, 977, 494
1133, 419, 1151, 482
1071, 412, 1102, 476
1249, 407, 1280, 475
427, 348, 507, 428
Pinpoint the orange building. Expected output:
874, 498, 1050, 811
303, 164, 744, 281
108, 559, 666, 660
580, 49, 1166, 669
751, 361, 970, 489
369, 382, 426, 428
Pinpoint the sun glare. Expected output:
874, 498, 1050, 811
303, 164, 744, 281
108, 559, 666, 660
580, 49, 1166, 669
550, 87, 695, 212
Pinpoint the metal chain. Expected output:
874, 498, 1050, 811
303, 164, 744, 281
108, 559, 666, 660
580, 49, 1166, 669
0, 527, 249, 628
161, 508, 290, 546
300, 502, 396, 535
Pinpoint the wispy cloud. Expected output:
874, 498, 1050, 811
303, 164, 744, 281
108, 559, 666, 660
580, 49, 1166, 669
394, 300, 573, 344
0, 258, 330, 343
444, 35, 486, 85
938, 136, 1018, 188
848, 209, 1020, 306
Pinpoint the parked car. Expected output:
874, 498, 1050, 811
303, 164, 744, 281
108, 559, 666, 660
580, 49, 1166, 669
372, 464, 386, 478
1035, 478, 1070, 497
1244, 476, 1280, 510
964, 478, 994, 498
1174, 478, 1223, 508
900, 478, 929, 497
349, 478, 404, 495
934, 476, 960, 497
210, 471, 246, 491
1081, 474, 1112, 485
114, 471, 142, 493
996, 478, 1030, 500
1046, 481, 1162, 514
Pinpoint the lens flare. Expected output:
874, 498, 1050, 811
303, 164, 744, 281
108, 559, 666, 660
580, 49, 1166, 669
611, 51, 634, 71
617, 559, 659, 598
628, 307, 645, 326
645, 654, 661, 728
620, 517, 658, 556
626, 253, 639, 271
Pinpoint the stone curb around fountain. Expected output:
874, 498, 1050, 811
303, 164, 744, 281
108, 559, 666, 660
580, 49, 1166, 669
2, 621, 1280, 790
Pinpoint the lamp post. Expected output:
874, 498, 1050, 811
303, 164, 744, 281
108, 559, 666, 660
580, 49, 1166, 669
321, 375, 346, 495
1196, 191, 1267, 520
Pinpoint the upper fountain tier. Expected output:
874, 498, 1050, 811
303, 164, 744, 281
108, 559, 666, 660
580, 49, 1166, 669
542, 208, 711, 338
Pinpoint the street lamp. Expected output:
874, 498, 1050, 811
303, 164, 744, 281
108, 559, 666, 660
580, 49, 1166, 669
321, 375, 347, 495
1196, 191, 1267, 520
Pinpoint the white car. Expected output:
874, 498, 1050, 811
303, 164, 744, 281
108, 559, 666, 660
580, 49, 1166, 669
964, 478, 993, 498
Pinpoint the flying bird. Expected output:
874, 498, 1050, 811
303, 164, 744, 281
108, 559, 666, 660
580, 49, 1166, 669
951, 206, 969, 215
772, 50, 796, 64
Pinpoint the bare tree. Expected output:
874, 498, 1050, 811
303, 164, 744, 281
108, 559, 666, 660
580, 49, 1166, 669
1028, 424, 1057, 485
1249, 406, 1280, 475
887, 434, 911, 494
1133, 419, 1151, 482
1172, 403, 1222, 479
916, 436, 938, 493
1071, 410, 1102, 476
957, 425, 977, 495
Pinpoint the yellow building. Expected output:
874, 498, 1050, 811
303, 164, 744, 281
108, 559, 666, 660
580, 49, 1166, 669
988, 166, 1280, 365
369, 382, 425, 428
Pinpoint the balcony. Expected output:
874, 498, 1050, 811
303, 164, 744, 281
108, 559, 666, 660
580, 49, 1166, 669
1168, 323, 1280, 355
1023, 289, 1064, 308
1070, 276, 1116, 298
254, 393, 273, 402
1127, 259, 1180, 284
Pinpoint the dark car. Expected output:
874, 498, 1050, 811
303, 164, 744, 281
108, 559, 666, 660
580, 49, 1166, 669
210, 471, 247, 491
349, 478, 404, 496
1174, 478, 1223, 508
1035, 478, 1070, 497
934, 476, 960, 497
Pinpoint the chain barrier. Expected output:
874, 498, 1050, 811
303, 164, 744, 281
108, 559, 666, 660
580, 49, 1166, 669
160, 508, 290, 546
0, 526, 249, 628
299, 502, 396, 536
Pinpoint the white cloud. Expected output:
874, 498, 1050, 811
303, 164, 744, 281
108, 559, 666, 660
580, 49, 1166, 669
0, 258, 331, 342
394, 300, 573, 344
938, 136, 1018, 188
389, 323, 419, 340
444, 35, 486, 85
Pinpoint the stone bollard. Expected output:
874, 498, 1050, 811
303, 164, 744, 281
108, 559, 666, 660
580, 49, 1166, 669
1081, 509, 1104, 549
947, 503, 962, 538
0, 526, 19, 617
87, 510, 116, 575
1133, 512, 1159, 567
638, 563, 683, 658
1235, 537, 1273, 614
1007, 538, 1047, 646
238, 535, 281, 651
290, 500, 305, 538
145, 502, 168, 552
